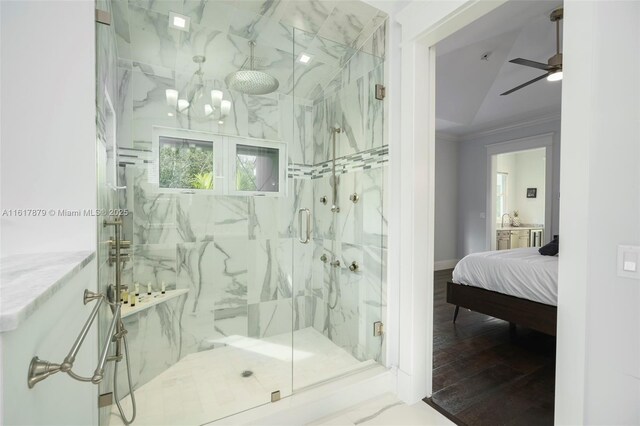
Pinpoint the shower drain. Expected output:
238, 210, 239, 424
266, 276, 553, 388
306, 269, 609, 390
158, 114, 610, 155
241, 370, 253, 378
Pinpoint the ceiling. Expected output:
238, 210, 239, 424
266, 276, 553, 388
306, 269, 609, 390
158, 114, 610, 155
436, 1, 563, 136
112, 0, 386, 101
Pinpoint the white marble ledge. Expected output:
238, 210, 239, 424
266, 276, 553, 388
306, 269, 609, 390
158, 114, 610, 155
121, 289, 189, 319
0, 250, 95, 332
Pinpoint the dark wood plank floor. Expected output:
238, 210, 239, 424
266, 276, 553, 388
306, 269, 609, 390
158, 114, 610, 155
424, 269, 556, 426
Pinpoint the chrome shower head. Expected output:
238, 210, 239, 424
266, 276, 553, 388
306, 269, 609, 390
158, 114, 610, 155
225, 70, 279, 95
226, 41, 279, 95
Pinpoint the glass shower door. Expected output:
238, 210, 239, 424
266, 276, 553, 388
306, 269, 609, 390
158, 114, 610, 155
290, 25, 387, 391
101, 0, 298, 423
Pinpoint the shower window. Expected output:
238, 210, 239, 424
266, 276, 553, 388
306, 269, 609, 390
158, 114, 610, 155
153, 127, 224, 193
230, 139, 286, 196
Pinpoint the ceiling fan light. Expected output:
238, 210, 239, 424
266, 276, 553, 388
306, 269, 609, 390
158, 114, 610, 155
547, 70, 563, 82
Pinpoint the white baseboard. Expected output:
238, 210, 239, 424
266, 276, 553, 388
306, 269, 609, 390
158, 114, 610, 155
434, 259, 459, 271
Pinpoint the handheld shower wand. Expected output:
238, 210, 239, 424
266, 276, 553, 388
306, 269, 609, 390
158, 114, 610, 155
330, 127, 341, 213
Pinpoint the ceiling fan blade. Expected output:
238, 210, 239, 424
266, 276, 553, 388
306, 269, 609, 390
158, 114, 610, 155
509, 58, 554, 71
500, 73, 550, 96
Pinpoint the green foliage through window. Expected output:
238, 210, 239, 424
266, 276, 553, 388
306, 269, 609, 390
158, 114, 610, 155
159, 137, 214, 190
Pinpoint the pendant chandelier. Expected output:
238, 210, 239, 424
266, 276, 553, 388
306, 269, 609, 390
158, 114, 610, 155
165, 55, 231, 124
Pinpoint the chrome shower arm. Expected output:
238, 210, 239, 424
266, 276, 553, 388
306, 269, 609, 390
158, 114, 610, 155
92, 304, 121, 384
27, 291, 123, 388
60, 296, 104, 371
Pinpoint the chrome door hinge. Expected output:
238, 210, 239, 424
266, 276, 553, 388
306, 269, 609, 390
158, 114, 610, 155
271, 390, 281, 402
375, 84, 386, 100
373, 321, 384, 337
96, 9, 112, 26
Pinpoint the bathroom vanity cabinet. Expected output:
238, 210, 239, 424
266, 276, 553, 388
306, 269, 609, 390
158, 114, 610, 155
496, 227, 544, 250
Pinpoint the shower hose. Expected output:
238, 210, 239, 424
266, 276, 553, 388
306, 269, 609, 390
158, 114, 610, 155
328, 267, 340, 310
113, 322, 137, 425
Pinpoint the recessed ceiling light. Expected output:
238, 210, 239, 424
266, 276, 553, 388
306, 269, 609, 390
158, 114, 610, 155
169, 12, 190, 31
173, 16, 185, 27
167, 112, 174, 117
298, 53, 312, 64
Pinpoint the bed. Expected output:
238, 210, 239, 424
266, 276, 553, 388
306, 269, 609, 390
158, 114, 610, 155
447, 247, 558, 336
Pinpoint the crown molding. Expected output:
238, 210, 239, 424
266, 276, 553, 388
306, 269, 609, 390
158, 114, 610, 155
458, 110, 561, 142
435, 132, 460, 142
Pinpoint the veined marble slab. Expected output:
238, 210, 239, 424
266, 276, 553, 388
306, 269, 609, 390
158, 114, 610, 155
0, 251, 95, 332
121, 288, 189, 318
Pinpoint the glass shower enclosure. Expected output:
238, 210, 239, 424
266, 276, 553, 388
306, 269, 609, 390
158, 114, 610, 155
95, 1, 387, 424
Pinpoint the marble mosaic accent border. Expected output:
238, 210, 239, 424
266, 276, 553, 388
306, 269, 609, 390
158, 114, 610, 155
119, 145, 388, 180
308, 145, 388, 179
118, 146, 153, 166
287, 163, 315, 179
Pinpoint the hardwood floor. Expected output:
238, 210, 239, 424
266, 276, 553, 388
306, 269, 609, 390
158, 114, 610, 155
425, 269, 556, 426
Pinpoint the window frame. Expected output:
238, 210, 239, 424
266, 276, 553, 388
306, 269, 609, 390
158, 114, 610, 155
227, 136, 287, 197
496, 171, 508, 221
152, 126, 225, 195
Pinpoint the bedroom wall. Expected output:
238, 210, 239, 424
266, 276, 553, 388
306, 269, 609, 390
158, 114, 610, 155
434, 137, 459, 268
456, 118, 561, 258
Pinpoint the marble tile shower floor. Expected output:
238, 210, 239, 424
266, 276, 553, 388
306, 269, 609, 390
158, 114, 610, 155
109, 327, 370, 426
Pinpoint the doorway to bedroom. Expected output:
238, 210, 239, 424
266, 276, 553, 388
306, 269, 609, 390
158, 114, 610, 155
430, 1, 562, 424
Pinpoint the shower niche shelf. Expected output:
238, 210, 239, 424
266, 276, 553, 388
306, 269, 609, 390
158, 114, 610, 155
121, 288, 189, 319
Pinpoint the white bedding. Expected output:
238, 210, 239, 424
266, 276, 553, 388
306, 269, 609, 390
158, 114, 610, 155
452, 248, 558, 306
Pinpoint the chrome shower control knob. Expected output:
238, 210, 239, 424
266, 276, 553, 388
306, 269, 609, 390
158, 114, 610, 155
330, 259, 341, 268
320, 254, 328, 263
320, 196, 328, 205
349, 193, 359, 203
349, 261, 359, 272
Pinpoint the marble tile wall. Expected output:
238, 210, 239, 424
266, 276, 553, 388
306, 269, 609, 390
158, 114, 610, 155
311, 33, 386, 163
115, 293, 189, 398
306, 22, 388, 364
114, 164, 314, 391
116, 59, 314, 164
309, 167, 387, 363
112, 0, 387, 101
106, 0, 388, 400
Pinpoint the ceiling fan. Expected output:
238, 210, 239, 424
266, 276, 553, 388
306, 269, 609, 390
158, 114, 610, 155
501, 7, 564, 96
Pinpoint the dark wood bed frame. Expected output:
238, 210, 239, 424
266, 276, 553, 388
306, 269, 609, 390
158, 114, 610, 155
446, 281, 557, 336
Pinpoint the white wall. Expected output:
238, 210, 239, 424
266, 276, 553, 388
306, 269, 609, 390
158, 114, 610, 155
456, 118, 560, 258
1, 260, 98, 425
555, 1, 640, 424
434, 137, 459, 266
512, 149, 545, 225
0, 1, 98, 424
0, 0, 96, 257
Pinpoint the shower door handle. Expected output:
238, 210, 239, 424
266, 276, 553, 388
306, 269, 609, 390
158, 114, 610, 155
298, 208, 311, 244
